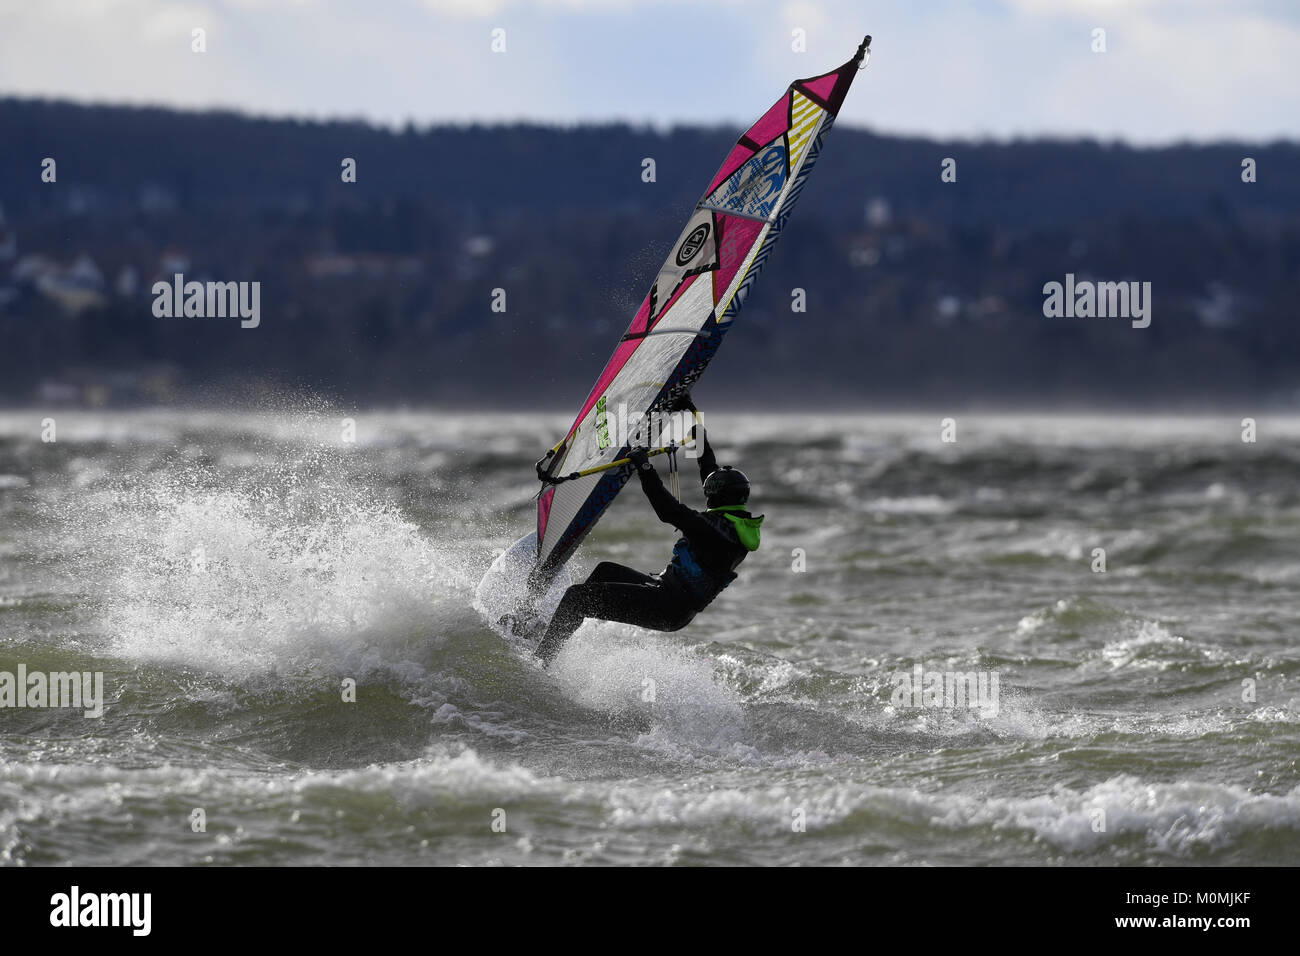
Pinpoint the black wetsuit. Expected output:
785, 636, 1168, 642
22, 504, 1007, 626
534, 434, 756, 664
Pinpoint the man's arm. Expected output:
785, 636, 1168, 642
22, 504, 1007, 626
630, 448, 719, 539
692, 424, 719, 486
663, 392, 716, 485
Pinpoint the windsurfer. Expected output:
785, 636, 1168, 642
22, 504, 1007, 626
534, 422, 763, 665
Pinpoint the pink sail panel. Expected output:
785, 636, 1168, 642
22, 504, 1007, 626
711, 215, 765, 304
706, 97, 791, 194
793, 39, 867, 116
707, 143, 756, 195
537, 485, 554, 541
568, 273, 702, 433
798, 72, 840, 104
566, 294, 650, 438
747, 96, 792, 149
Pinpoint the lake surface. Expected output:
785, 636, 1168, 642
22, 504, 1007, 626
1, 409, 1297, 865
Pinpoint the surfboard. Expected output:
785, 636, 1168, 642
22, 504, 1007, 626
474, 532, 571, 642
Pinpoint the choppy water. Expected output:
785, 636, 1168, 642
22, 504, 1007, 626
1, 409, 1298, 866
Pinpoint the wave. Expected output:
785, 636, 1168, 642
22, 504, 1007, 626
5, 747, 1298, 865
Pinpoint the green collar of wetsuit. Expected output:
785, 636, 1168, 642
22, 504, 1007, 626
707, 504, 763, 551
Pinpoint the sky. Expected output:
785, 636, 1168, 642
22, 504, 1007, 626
0, 0, 1296, 144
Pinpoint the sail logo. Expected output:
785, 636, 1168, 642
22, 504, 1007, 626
593, 404, 701, 459
1042, 273, 1151, 329
676, 223, 711, 266
594, 396, 611, 449
712, 144, 787, 220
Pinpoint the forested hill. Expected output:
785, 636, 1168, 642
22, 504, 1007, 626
1, 97, 1297, 407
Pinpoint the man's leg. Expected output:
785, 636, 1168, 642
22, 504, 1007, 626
534, 581, 599, 663
534, 578, 693, 665
534, 562, 656, 659
587, 561, 658, 586
505, 562, 652, 638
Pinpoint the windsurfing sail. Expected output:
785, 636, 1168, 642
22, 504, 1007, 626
531, 36, 872, 587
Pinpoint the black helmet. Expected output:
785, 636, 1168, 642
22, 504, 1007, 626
703, 466, 750, 508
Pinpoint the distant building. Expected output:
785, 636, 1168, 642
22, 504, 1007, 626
11, 254, 54, 283
36, 255, 107, 314
305, 253, 424, 280
865, 197, 892, 228
35, 365, 180, 407
138, 183, 177, 214
116, 266, 140, 297
1195, 283, 1239, 328
159, 250, 191, 277
464, 235, 494, 257
36, 381, 80, 405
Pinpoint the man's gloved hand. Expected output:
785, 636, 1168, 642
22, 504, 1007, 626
628, 447, 653, 473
